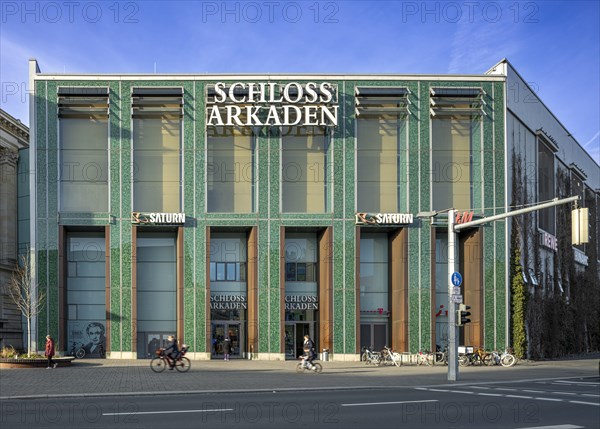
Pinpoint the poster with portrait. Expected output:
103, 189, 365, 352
67, 320, 107, 358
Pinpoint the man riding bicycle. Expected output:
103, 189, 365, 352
164, 335, 180, 369
300, 334, 317, 370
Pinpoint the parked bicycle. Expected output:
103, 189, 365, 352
381, 346, 402, 367
361, 346, 382, 365
150, 344, 191, 372
434, 344, 448, 365
69, 342, 86, 359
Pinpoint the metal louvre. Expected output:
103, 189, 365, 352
355, 86, 410, 117
58, 88, 109, 118
132, 88, 183, 118
429, 87, 486, 117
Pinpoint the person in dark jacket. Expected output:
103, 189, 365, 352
164, 335, 180, 369
223, 336, 232, 361
45, 335, 57, 369
301, 334, 316, 369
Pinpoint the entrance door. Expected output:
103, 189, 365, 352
360, 323, 388, 351
143, 333, 172, 359
284, 322, 314, 360
212, 323, 244, 359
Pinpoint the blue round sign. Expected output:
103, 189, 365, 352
451, 272, 463, 287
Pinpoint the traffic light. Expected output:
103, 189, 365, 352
457, 304, 471, 326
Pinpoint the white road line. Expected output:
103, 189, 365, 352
568, 400, 600, 406
522, 389, 546, 393
581, 393, 600, 397
475, 393, 504, 397
505, 395, 534, 399
534, 397, 563, 402
469, 386, 490, 389
552, 392, 577, 396
554, 380, 600, 386
448, 390, 476, 394
341, 400, 438, 407
516, 425, 583, 429
103, 408, 234, 416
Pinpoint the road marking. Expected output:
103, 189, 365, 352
417, 387, 600, 406
580, 393, 600, 397
469, 386, 490, 389
341, 400, 438, 407
554, 380, 600, 386
522, 389, 546, 393
103, 408, 233, 416
516, 425, 583, 429
534, 397, 563, 402
568, 401, 599, 406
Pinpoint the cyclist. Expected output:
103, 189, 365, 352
301, 334, 317, 370
164, 335, 180, 369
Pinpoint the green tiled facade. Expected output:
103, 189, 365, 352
32, 73, 507, 358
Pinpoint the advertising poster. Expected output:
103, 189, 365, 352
67, 321, 107, 358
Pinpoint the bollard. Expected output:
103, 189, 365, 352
322, 348, 329, 362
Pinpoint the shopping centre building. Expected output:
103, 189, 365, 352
23, 58, 599, 360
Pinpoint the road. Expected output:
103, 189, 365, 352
2, 376, 598, 428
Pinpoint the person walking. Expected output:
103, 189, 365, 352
45, 335, 57, 369
223, 336, 232, 361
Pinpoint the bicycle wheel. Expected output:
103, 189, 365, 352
296, 362, 305, 373
426, 353, 435, 366
175, 357, 191, 372
151, 357, 167, 373
75, 348, 85, 359
458, 355, 470, 367
483, 354, 494, 366
361, 352, 369, 364
501, 354, 516, 367
312, 363, 323, 373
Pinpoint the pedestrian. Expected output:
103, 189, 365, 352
223, 336, 232, 361
45, 335, 57, 369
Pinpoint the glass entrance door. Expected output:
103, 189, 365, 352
284, 322, 314, 360
211, 323, 243, 359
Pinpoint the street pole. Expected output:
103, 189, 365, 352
447, 209, 458, 381
446, 195, 579, 382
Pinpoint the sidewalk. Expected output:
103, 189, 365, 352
1, 356, 598, 400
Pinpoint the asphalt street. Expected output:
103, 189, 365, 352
0, 357, 598, 428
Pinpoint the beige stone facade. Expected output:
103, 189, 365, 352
0, 109, 28, 350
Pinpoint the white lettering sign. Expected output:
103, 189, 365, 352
573, 249, 588, 266
540, 231, 558, 252
284, 295, 319, 310
131, 212, 186, 225
207, 82, 338, 127
355, 212, 414, 225
210, 295, 248, 310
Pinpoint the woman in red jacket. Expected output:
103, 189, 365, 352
45, 335, 57, 369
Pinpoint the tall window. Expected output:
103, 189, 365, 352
359, 233, 388, 316
132, 88, 182, 212
58, 88, 109, 212
430, 87, 484, 212
207, 126, 255, 212
356, 87, 408, 212
538, 139, 556, 234
281, 127, 330, 213
66, 231, 106, 357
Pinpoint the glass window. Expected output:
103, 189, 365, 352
132, 89, 182, 212
207, 126, 255, 213
538, 140, 555, 234
281, 126, 330, 213
59, 113, 108, 212
357, 116, 405, 212
359, 233, 388, 318
431, 117, 479, 211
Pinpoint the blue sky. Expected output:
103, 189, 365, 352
1, 0, 598, 160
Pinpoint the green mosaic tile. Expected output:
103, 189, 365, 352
333, 289, 345, 354
195, 225, 207, 353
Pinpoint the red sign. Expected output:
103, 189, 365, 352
455, 211, 474, 225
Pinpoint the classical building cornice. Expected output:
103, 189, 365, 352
0, 109, 29, 148
0, 146, 19, 165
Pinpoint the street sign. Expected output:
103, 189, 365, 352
451, 294, 463, 304
452, 286, 461, 296
451, 272, 463, 287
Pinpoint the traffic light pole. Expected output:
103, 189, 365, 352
447, 196, 579, 382
447, 209, 458, 381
